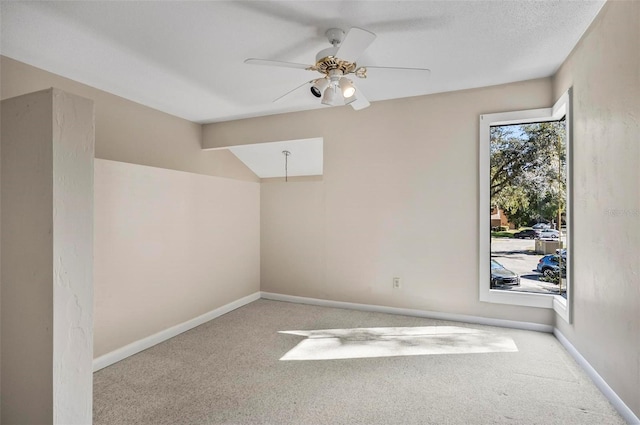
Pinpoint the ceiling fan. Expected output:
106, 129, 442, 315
244, 27, 431, 111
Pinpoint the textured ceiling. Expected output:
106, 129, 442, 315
1, 1, 605, 124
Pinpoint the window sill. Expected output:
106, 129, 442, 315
553, 294, 570, 323
480, 288, 555, 309
480, 288, 571, 323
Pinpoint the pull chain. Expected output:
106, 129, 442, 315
282, 150, 291, 182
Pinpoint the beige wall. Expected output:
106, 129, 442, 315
1, 57, 263, 364
1, 89, 54, 424
207, 79, 556, 326
94, 159, 260, 357
1, 56, 258, 182
553, 0, 640, 417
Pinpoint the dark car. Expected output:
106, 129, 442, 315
490, 259, 520, 288
536, 254, 567, 278
514, 229, 537, 239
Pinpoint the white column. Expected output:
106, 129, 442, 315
1, 88, 94, 424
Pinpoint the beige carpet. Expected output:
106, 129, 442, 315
94, 299, 626, 424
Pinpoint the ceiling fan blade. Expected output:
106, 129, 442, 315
362, 65, 432, 78
349, 89, 370, 111
335, 27, 376, 62
244, 58, 312, 70
273, 80, 314, 103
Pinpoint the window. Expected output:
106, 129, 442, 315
479, 89, 572, 323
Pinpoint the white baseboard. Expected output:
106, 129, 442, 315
259, 292, 554, 333
93, 291, 261, 372
554, 329, 640, 425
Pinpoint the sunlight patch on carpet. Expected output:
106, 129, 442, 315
279, 326, 518, 361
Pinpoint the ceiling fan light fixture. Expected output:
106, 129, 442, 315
339, 77, 356, 98
344, 93, 357, 105
321, 85, 336, 105
310, 78, 329, 98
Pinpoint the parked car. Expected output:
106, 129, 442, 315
514, 229, 537, 239
532, 222, 551, 230
536, 229, 559, 240
536, 254, 566, 278
490, 259, 520, 288
555, 248, 567, 258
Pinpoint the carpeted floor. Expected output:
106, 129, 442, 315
94, 299, 626, 424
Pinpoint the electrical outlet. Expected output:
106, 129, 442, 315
393, 277, 401, 289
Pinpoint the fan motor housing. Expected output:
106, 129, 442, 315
314, 56, 357, 76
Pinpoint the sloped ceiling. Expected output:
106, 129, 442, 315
227, 138, 323, 179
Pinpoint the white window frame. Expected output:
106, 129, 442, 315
479, 89, 572, 323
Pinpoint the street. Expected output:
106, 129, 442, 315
491, 238, 560, 294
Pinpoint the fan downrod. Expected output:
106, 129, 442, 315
312, 28, 358, 76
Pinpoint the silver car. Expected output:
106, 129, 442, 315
532, 222, 551, 230
536, 229, 559, 240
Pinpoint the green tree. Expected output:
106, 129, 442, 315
493, 185, 530, 228
490, 121, 566, 226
